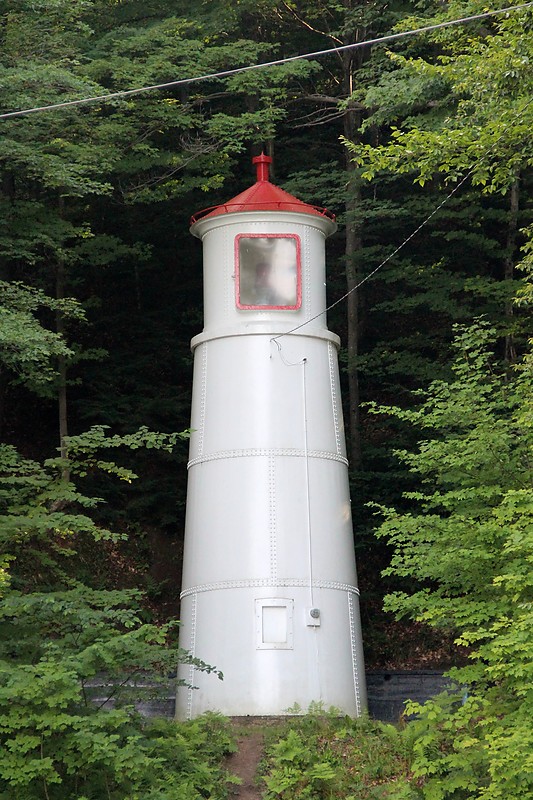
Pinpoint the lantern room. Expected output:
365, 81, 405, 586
189, 154, 336, 336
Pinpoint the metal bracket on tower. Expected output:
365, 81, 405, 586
306, 607, 321, 627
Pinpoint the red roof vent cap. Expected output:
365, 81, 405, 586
253, 153, 272, 182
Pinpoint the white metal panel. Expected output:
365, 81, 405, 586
273, 456, 357, 586
182, 454, 356, 590
189, 336, 345, 456
176, 586, 364, 718
181, 458, 273, 587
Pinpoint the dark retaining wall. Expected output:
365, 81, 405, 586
91, 671, 452, 723
366, 670, 452, 722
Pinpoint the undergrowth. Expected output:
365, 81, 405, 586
0, 710, 238, 800
259, 708, 413, 799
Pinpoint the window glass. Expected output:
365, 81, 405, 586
237, 235, 300, 308
262, 605, 287, 644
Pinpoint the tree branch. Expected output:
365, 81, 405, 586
293, 110, 345, 128
280, 1, 342, 45
296, 93, 365, 111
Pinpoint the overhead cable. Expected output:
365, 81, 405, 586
1, 1, 532, 120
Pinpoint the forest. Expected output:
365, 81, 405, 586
0, 0, 532, 797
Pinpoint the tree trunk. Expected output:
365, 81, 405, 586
504, 177, 520, 366
342, 51, 363, 471
56, 198, 70, 481
0, 171, 15, 438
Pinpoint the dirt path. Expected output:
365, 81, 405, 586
225, 723, 266, 799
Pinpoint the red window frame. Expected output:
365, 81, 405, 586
235, 233, 302, 310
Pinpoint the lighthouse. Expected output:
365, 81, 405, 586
176, 155, 366, 719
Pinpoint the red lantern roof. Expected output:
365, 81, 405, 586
190, 154, 335, 225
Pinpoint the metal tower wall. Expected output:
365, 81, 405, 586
176, 209, 366, 718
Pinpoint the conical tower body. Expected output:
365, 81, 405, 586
176, 155, 366, 718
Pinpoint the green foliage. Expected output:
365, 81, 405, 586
0, 426, 233, 799
0, 281, 84, 390
350, 7, 533, 193
0, 425, 192, 591
263, 727, 337, 798
370, 322, 533, 799
516, 223, 533, 308
0, 584, 229, 799
261, 711, 412, 799
0, 702, 236, 800
64, 425, 190, 481
334, 0, 533, 659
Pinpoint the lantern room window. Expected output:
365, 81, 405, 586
236, 234, 301, 309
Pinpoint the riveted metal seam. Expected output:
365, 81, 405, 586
186, 593, 197, 721
348, 592, 362, 716
180, 578, 360, 599
197, 346, 208, 458
304, 229, 311, 313
188, 448, 348, 469
328, 341, 342, 455
269, 455, 278, 581
224, 226, 230, 320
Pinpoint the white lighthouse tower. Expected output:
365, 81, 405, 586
176, 154, 366, 719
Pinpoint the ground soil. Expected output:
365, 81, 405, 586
224, 718, 283, 800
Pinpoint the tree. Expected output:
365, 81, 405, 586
332, 3, 533, 637
371, 321, 533, 798
349, 1, 533, 362
0, 424, 235, 799
0, 0, 316, 530
0, 282, 82, 395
